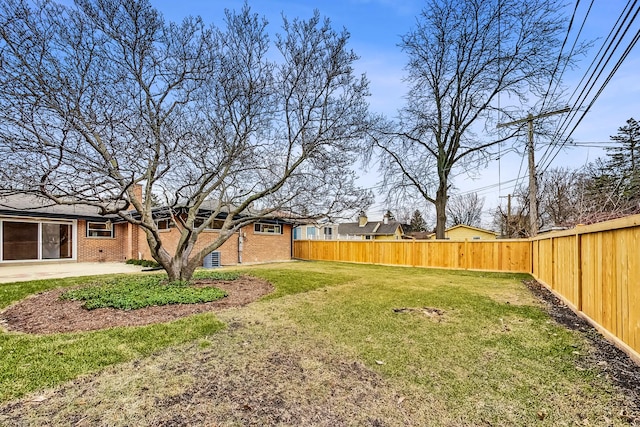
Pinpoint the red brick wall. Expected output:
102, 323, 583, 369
241, 224, 292, 264
76, 220, 130, 262
135, 223, 292, 266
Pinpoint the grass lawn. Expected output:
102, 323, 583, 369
0, 261, 634, 426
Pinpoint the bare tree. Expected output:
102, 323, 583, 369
538, 167, 582, 227
0, 0, 371, 281
492, 188, 531, 238
370, 0, 580, 238
446, 193, 484, 228
577, 159, 640, 224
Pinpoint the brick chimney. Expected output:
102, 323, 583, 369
127, 184, 143, 211
358, 211, 368, 227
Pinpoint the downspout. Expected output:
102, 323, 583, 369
238, 229, 243, 264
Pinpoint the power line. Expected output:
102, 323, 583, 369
538, 0, 640, 172
542, 23, 640, 171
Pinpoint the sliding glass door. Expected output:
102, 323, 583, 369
42, 223, 73, 259
2, 220, 74, 261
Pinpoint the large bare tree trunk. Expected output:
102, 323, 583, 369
435, 184, 447, 239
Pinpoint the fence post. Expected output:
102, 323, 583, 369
551, 237, 555, 290
576, 231, 583, 311
412, 239, 416, 267
462, 237, 469, 270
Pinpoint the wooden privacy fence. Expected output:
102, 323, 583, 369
531, 215, 640, 365
294, 239, 532, 272
293, 214, 640, 364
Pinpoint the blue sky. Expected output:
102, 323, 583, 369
153, 0, 640, 223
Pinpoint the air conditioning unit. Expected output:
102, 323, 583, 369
203, 251, 221, 268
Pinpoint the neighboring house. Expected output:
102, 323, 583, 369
337, 212, 404, 240
0, 193, 292, 266
293, 222, 339, 240
438, 224, 498, 240
405, 231, 435, 240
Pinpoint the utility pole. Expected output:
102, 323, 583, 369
497, 107, 569, 236
499, 193, 512, 237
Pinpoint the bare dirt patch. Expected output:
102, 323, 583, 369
392, 306, 446, 321
0, 276, 273, 334
524, 279, 640, 422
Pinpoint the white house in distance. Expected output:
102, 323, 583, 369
293, 221, 339, 240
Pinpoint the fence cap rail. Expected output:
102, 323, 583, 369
530, 214, 640, 240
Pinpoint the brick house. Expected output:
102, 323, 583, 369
0, 193, 292, 266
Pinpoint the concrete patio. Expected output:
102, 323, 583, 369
0, 262, 145, 284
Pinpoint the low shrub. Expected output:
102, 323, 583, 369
125, 259, 160, 268
192, 270, 240, 281
61, 276, 227, 310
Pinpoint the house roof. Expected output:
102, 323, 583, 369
446, 224, 498, 235
406, 231, 435, 240
0, 193, 294, 225
338, 220, 403, 236
0, 193, 117, 221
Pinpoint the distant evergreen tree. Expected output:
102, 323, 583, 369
409, 210, 427, 232
607, 118, 640, 172
384, 209, 395, 221
580, 117, 640, 222
604, 118, 640, 202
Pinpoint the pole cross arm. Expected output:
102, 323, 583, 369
496, 107, 570, 128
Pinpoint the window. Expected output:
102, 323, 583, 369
87, 221, 114, 238
307, 227, 316, 238
195, 218, 225, 230
254, 223, 283, 234
156, 219, 173, 230
323, 227, 333, 236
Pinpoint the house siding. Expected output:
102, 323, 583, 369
77, 220, 131, 262
243, 225, 292, 263
373, 228, 403, 240
293, 224, 338, 240
136, 224, 292, 266
445, 226, 497, 240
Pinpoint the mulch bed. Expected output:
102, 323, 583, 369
0, 276, 273, 335
524, 279, 640, 420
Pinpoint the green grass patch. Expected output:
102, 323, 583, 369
240, 261, 357, 300
260, 262, 624, 425
0, 261, 630, 425
60, 276, 227, 310
0, 271, 239, 402
0, 313, 224, 402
